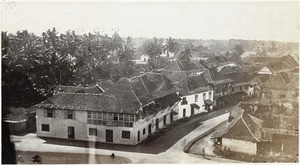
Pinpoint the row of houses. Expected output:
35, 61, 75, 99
33, 54, 298, 146
209, 54, 299, 159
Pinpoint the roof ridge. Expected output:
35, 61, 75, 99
241, 116, 260, 142
161, 74, 168, 90
175, 60, 181, 71
222, 108, 244, 135
129, 82, 142, 106
185, 77, 191, 93
140, 76, 150, 93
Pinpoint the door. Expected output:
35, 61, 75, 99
68, 126, 75, 139
155, 119, 159, 130
137, 131, 140, 142
191, 106, 195, 116
106, 129, 113, 142
148, 124, 152, 134
170, 113, 173, 122
163, 115, 167, 125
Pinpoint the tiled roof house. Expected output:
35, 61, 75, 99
33, 75, 181, 145
212, 108, 263, 155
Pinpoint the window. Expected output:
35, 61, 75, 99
41, 124, 49, 132
87, 112, 91, 118
280, 94, 285, 98
65, 110, 75, 119
122, 131, 130, 139
89, 128, 97, 136
87, 112, 134, 128
181, 97, 188, 105
195, 95, 198, 102
183, 109, 186, 117
45, 109, 54, 118
113, 113, 118, 121
203, 93, 206, 100
209, 92, 212, 98
143, 128, 146, 135
240, 86, 242, 91
232, 87, 234, 92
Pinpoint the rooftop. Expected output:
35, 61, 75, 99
212, 108, 262, 142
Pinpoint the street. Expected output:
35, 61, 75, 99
11, 105, 239, 164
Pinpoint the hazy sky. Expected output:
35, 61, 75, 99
1, 1, 299, 42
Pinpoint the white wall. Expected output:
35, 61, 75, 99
178, 90, 214, 119
36, 101, 179, 145
222, 138, 257, 155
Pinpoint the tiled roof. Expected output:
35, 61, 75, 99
166, 71, 189, 84
146, 72, 175, 91
175, 74, 211, 96
208, 69, 234, 84
281, 55, 299, 69
54, 85, 103, 95
34, 92, 141, 114
212, 108, 262, 142
96, 80, 114, 91
163, 60, 200, 72
222, 72, 253, 84
240, 65, 263, 75
263, 72, 297, 89
200, 56, 234, 69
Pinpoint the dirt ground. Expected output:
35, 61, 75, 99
16, 151, 131, 164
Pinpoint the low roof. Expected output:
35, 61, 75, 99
212, 108, 262, 142
163, 60, 200, 72
175, 74, 212, 96
263, 71, 297, 90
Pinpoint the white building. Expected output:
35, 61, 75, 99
33, 76, 180, 145
174, 74, 214, 119
212, 108, 263, 155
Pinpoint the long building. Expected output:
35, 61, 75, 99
33, 76, 180, 145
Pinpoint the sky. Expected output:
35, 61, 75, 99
1, 1, 299, 42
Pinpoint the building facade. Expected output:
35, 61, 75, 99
34, 76, 180, 145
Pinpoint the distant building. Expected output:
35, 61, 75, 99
131, 54, 149, 65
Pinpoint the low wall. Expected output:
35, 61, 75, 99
5, 119, 27, 135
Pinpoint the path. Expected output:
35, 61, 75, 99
11, 105, 240, 163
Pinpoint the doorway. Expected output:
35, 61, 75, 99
106, 129, 113, 142
68, 126, 75, 139
155, 119, 159, 130
191, 106, 195, 116
148, 124, 152, 134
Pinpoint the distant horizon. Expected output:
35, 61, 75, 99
1, 1, 299, 42
2, 28, 299, 43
